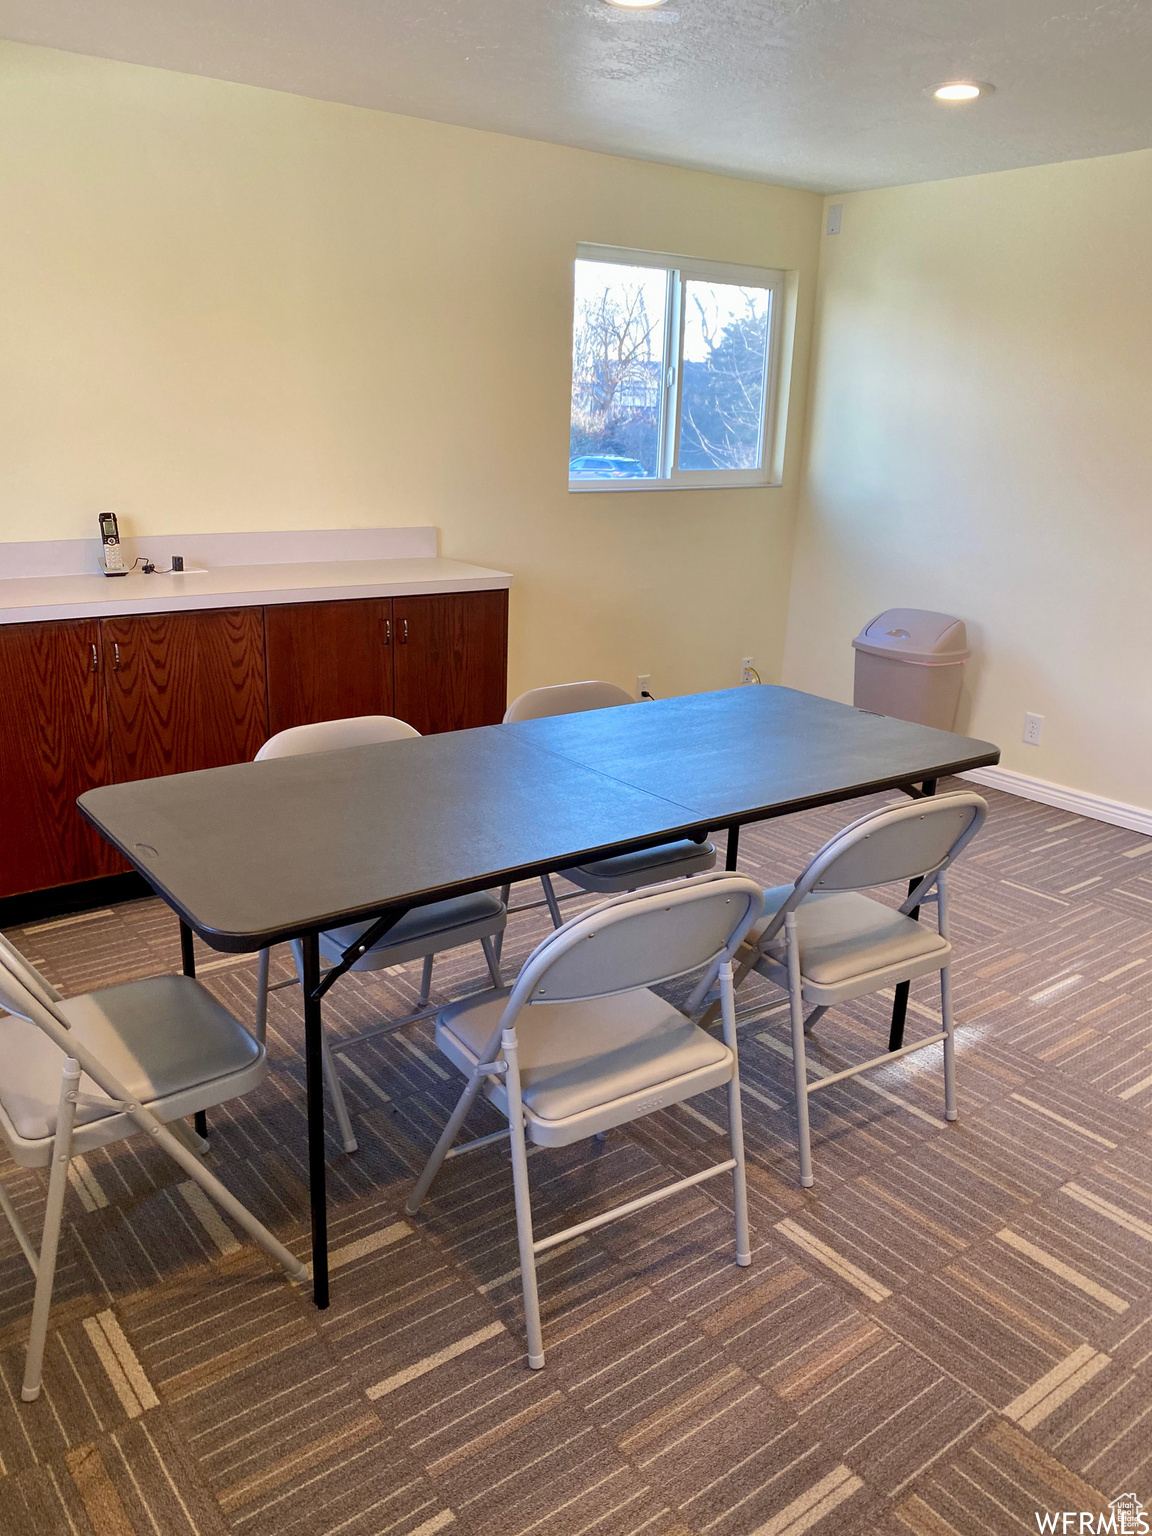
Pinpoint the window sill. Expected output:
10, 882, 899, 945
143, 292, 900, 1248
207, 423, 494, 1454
568, 477, 782, 494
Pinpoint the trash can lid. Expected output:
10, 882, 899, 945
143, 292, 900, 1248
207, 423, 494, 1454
852, 608, 970, 666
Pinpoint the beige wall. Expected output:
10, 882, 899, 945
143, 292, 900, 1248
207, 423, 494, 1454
784, 149, 1152, 809
0, 40, 822, 703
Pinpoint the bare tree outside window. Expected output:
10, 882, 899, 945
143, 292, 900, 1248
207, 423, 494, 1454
569, 262, 668, 479
677, 282, 772, 471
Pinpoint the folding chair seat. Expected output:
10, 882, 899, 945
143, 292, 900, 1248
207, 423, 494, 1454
435, 987, 733, 1145
316, 891, 505, 974
565, 839, 718, 895
0, 975, 265, 1153
754, 886, 950, 1001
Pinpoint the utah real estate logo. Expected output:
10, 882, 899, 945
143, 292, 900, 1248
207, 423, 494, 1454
1036, 1495, 1148, 1534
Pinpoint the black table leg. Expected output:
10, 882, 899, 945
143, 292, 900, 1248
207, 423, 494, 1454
888, 778, 937, 1051
179, 920, 196, 978
725, 824, 741, 871
888, 982, 911, 1053
300, 932, 329, 1308
179, 922, 210, 1142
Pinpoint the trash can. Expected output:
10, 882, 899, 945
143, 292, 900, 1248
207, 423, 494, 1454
852, 609, 970, 731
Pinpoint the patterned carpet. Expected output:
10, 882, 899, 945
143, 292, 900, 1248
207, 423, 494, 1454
2, 778, 1151, 1536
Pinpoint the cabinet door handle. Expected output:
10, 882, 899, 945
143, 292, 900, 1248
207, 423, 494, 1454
90, 643, 99, 672
112, 641, 121, 671
384, 617, 391, 645
400, 618, 409, 644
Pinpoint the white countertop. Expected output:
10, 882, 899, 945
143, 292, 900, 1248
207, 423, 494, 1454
0, 556, 512, 625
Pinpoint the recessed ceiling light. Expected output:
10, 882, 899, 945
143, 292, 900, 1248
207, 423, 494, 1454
933, 81, 986, 101
602, 0, 668, 9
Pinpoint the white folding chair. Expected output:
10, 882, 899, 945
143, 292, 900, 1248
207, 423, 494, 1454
405, 870, 764, 1368
501, 682, 716, 927
0, 933, 307, 1403
253, 716, 506, 1153
692, 792, 987, 1187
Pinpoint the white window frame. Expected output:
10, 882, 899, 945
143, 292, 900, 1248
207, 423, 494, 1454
569, 243, 787, 494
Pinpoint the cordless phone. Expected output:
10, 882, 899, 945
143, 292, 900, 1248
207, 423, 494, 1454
98, 512, 129, 576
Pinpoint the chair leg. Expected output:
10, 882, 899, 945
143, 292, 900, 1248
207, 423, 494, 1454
503, 1027, 544, 1369
405, 1070, 491, 1214
255, 947, 270, 1044
493, 886, 512, 963
785, 914, 814, 1189
417, 954, 435, 1009
22, 1059, 81, 1401
480, 936, 503, 990
540, 875, 564, 929
146, 1114, 308, 1283
0, 1176, 39, 1274
696, 941, 760, 1027
686, 956, 722, 1017
169, 1118, 210, 1157
937, 875, 957, 1122
941, 965, 957, 1121
19, 1054, 307, 1295
719, 960, 751, 1266
804, 1005, 828, 1036
321, 1034, 358, 1154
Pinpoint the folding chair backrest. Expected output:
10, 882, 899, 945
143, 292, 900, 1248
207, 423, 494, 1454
0, 934, 65, 1017
255, 714, 421, 761
0, 946, 79, 1116
503, 680, 634, 724
508, 872, 763, 1006
795, 792, 987, 898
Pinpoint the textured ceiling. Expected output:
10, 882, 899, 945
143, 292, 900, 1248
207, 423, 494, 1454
1, 0, 1150, 192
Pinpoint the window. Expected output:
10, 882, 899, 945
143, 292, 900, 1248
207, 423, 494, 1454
569, 244, 786, 492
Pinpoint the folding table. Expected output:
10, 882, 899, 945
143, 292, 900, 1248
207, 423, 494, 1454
79, 684, 998, 1305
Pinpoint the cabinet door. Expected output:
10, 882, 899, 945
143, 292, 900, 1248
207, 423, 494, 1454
393, 590, 508, 735
104, 607, 268, 781
265, 599, 394, 736
0, 620, 120, 896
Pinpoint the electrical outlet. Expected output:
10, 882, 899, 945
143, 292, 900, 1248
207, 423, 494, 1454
740, 656, 758, 686
636, 673, 653, 701
1023, 712, 1044, 746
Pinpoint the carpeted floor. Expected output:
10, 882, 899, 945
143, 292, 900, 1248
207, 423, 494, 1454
2, 779, 1151, 1536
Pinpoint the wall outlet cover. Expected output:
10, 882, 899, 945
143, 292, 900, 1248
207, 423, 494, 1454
1023, 712, 1044, 746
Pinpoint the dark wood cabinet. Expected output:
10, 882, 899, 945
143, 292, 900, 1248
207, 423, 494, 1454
103, 608, 269, 781
393, 591, 509, 735
0, 620, 120, 898
267, 589, 507, 738
0, 585, 507, 907
266, 599, 394, 736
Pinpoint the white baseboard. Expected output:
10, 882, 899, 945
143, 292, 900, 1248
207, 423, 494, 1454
960, 765, 1152, 838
